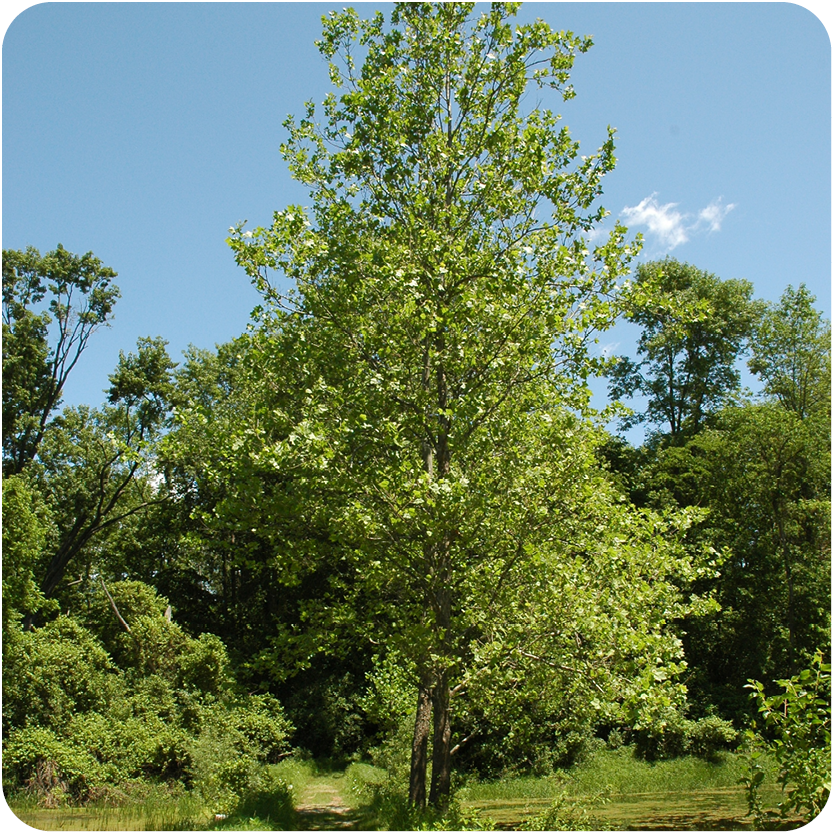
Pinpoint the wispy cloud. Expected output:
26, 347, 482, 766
621, 194, 689, 250
695, 197, 736, 233
620, 193, 736, 252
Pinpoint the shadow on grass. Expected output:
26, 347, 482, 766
295, 804, 362, 830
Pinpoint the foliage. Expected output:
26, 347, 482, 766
631, 709, 738, 762
2, 615, 120, 735
2, 726, 108, 805
748, 283, 831, 420
359, 650, 418, 740
2, 244, 120, 474
1, 473, 57, 637
609, 257, 762, 440
642, 400, 830, 720
606, 282, 831, 726
742, 650, 831, 825
1, 582, 292, 807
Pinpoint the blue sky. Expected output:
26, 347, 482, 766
2, 2, 831, 428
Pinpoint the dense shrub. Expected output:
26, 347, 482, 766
186, 693, 293, 810
2, 583, 292, 806
230, 694, 294, 763
229, 764, 297, 827
178, 632, 231, 694
81, 581, 232, 694
2, 726, 106, 803
686, 715, 739, 761
1, 473, 56, 637
632, 708, 738, 761
2, 616, 120, 733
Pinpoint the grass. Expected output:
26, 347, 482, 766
457, 748, 803, 831
460, 747, 761, 803
7, 748, 805, 831
9, 788, 209, 830
7, 760, 312, 832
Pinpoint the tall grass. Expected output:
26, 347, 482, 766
9, 788, 209, 831
457, 748, 777, 832
461, 747, 766, 802
566, 747, 758, 796
9, 760, 311, 831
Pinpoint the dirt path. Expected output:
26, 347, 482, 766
295, 779, 360, 831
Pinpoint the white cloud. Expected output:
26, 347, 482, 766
620, 193, 737, 252
621, 194, 689, 250
695, 197, 736, 233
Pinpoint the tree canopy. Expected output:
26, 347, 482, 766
608, 258, 762, 442
2, 3, 829, 824
221, 2, 706, 808
2, 244, 120, 474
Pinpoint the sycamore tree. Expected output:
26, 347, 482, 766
226, 2, 707, 808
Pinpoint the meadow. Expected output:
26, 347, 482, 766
8, 747, 805, 831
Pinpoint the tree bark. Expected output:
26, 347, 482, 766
408, 675, 433, 808
429, 668, 452, 809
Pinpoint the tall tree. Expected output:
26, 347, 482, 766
2, 244, 120, 474
31, 337, 176, 606
226, 2, 703, 808
609, 258, 762, 441
621, 285, 831, 718
662, 403, 830, 719
748, 283, 831, 420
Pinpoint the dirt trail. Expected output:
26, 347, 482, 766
295, 780, 360, 830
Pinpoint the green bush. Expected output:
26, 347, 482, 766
178, 632, 231, 694
82, 580, 232, 696
686, 714, 738, 761
603, 727, 622, 750
2, 726, 106, 803
233, 765, 297, 828
632, 708, 737, 761
1, 600, 291, 805
83, 580, 168, 649
2, 616, 119, 733
365, 713, 416, 781
186, 724, 252, 813
185, 694, 293, 812
231, 694, 294, 763
632, 707, 691, 760
1, 473, 56, 636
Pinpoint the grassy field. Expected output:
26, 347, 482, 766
7, 748, 810, 831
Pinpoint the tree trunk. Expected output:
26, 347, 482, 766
429, 668, 452, 809
408, 675, 433, 808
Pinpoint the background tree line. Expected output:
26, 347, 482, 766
3, 2, 829, 819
